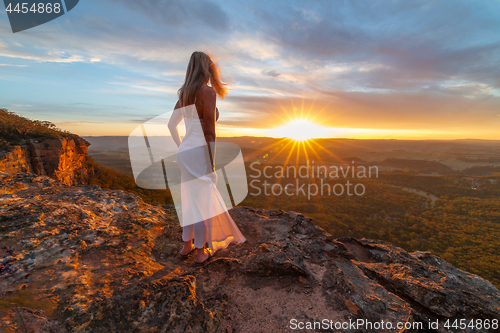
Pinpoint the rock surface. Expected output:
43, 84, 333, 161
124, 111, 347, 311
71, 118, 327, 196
0, 173, 499, 332
0, 137, 89, 186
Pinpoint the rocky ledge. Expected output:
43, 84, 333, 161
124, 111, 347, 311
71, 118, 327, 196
0, 137, 89, 186
0, 173, 499, 332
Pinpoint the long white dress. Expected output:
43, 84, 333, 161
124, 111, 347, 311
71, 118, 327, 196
168, 93, 246, 254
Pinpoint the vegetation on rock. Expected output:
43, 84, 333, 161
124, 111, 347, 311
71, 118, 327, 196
0, 109, 84, 146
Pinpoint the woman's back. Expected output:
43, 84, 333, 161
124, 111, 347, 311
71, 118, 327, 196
175, 84, 217, 145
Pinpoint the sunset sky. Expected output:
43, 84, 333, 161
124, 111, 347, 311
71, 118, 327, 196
1, 0, 500, 139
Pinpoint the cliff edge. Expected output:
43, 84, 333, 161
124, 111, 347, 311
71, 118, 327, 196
1, 173, 499, 332
0, 137, 89, 186
0, 109, 90, 186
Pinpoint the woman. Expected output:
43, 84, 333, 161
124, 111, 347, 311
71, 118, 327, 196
168, 51, 246, 264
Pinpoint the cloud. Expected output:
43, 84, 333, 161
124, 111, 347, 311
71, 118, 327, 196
56, 121, 107, 125
0, 64, 27, 67
128, 116, 168, 123
262, 69, 280, 78
221, 88, 500, 131
1, 0, 499, 138
242, 0, 500, 91
0, 50, 88, 63
111, 0, 230, 32
108, 79, 178, 95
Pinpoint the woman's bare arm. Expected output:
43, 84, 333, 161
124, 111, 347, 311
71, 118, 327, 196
168, 100, 183, 147
200, 87, 217, 170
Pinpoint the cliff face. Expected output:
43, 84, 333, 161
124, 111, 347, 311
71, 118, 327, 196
0, 137, 89, 186
1, 173, 499, 333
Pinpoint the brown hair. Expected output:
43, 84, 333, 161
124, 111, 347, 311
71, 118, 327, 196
178, 51, 228, 107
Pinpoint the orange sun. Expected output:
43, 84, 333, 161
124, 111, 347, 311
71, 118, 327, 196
274, 118, 330, 141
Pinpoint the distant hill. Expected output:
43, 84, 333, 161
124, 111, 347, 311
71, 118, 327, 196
83, 135, 500, 153
461, 165, 500, 176
378, 158, 456, 174
342, 156, 365, 163
82, 135, 500, 175
83, 136, 130, 151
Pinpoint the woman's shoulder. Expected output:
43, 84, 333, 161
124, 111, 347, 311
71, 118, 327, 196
197, 86, 216, 107
199, 84, 216, 97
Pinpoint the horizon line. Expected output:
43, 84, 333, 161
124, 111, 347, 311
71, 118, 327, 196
82, 135, 500, 142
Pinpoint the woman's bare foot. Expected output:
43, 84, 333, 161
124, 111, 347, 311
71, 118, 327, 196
180, 240, 194, 256
195, 246, 211, 263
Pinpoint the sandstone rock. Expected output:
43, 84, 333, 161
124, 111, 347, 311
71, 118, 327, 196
0, 137, 89, 185
243, 241, 309, 276
0, 145, 32, 174
79, 275, 224, 333
0, 307, 68, 333
1, 174, 499, 332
